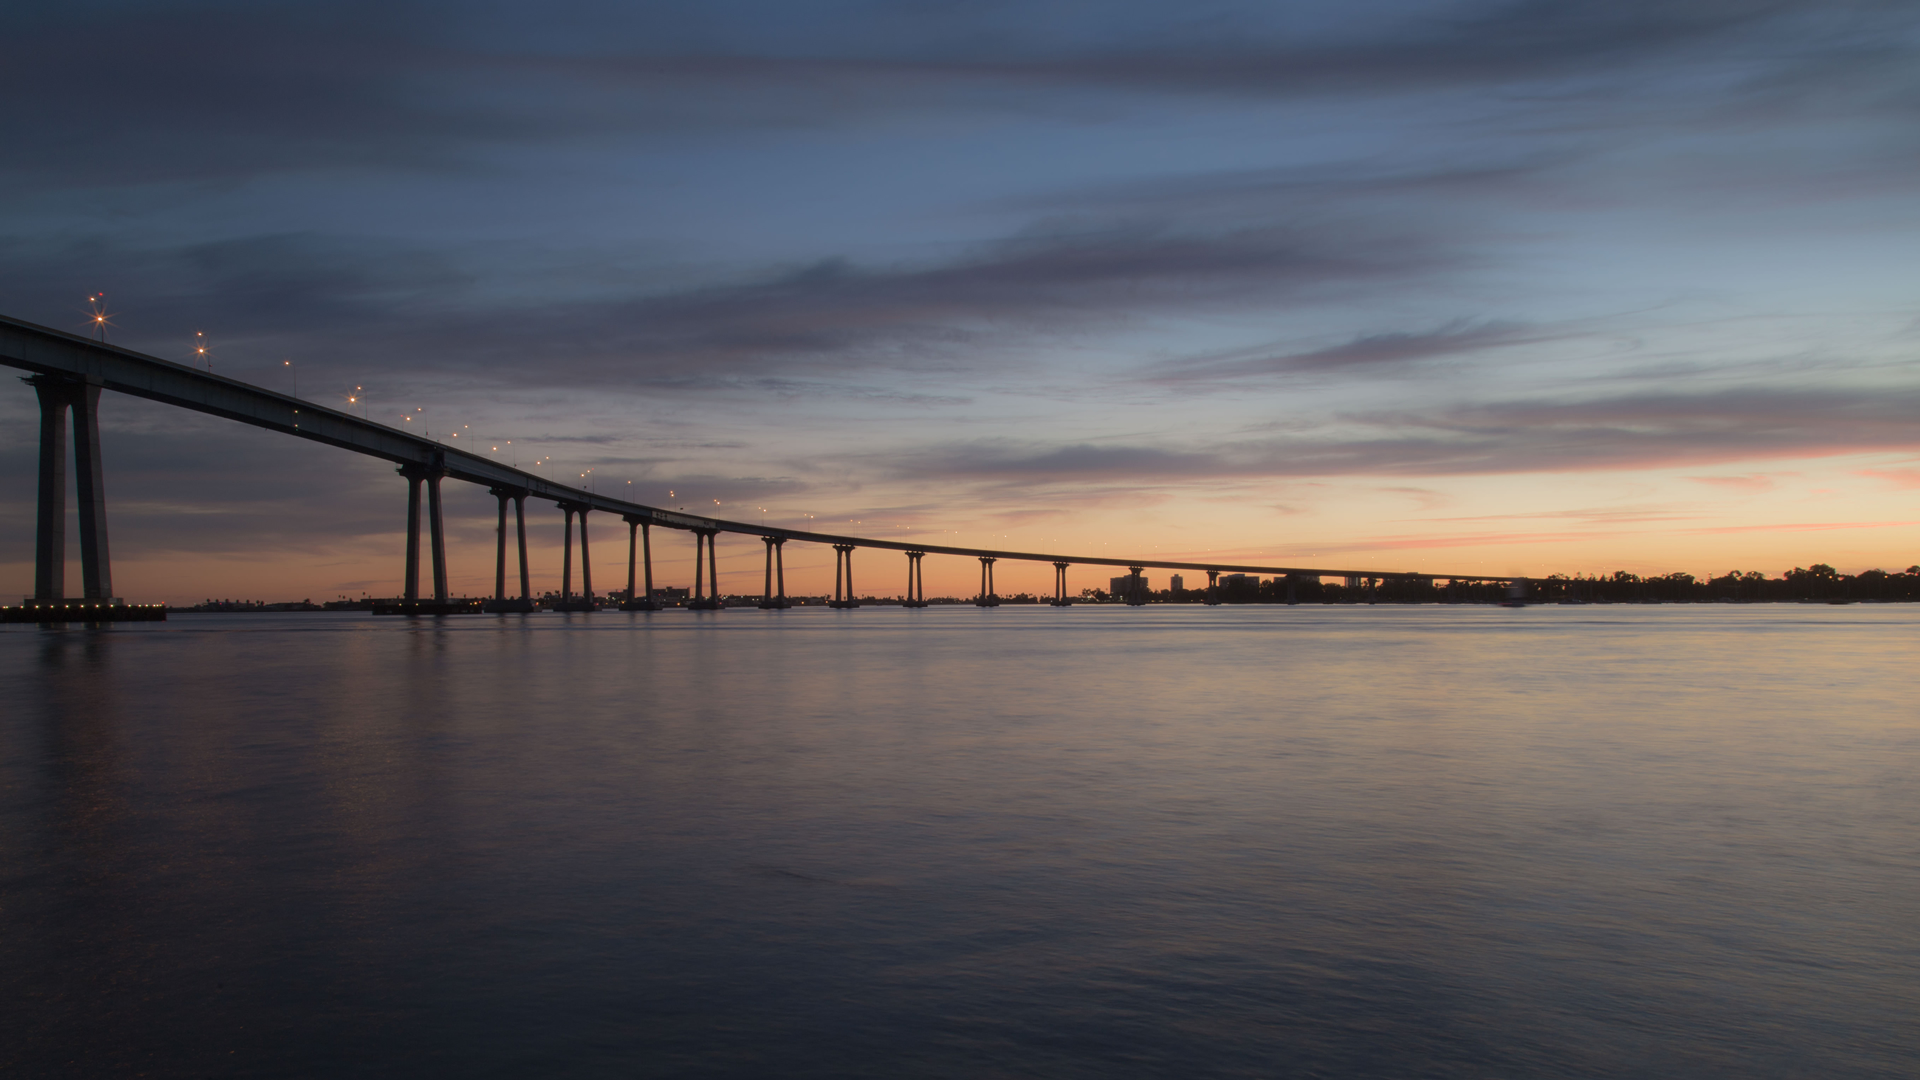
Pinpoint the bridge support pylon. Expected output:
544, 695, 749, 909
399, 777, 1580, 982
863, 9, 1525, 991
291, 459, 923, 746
829, 544, 859, 608
688, 529, 723, 609
622, 517, 662, 610
392, 458, 459, 614
1050, 562, 1072, 606
1126, 565, 1147, 606
975, 556, 999, 606
552, 501, 597, 611
29, 375, 115, 603
758, 537, 790, 609
484, 487, 535, 612
1205, 569, 1220, 606
902, 551, 927, 607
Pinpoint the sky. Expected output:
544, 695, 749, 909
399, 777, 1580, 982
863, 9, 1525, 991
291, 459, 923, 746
2, 0, 1917, 603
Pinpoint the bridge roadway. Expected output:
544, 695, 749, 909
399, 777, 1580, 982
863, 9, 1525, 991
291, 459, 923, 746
2, 313, 1510, 599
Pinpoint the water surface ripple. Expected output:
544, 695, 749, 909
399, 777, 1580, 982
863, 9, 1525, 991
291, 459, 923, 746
3, 606, 1915, 1077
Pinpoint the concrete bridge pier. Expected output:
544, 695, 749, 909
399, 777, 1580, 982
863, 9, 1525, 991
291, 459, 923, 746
622, 517, 662, 610
688, 529, 722, 609
427, 472, 449, 602
31, 377, 68, 600
902, 551, 927, 607
393, 461, 450, 610
1126, 565, 1147, 606
757, 537, 790, 609
30, 376, 115, 602
1050, 561, 1071, 606
975, 556, 1000, 606
829, 544, 859, 608
398, 464, 427, 602
1285, 573, 1299, 606
1205, 569, 1220, 605
560, 505, 575, 600
552, 501, 597, 610
579, 509, 593, 602
515, 493, 530, 601
484, 487, 534, 612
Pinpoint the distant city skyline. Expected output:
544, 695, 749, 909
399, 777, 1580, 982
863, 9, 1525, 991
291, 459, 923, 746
3, 1, 1916, 604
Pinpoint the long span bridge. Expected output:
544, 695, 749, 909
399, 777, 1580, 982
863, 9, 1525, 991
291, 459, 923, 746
2, 313, 1518, 616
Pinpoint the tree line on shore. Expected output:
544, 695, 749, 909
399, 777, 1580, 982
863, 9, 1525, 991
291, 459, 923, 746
1089, 564, 1920, 604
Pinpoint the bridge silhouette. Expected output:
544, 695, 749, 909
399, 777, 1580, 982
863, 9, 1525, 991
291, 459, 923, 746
2, 313, 1516, 619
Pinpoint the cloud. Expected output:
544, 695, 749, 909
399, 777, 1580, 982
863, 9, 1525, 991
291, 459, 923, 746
4, 0, 1910, 190
873, 385, 1920, 486
1856, 467, 1920, 490
1687, 474, 1780, 491
0, 218, 1461, 392
1146, 320, 1556, 382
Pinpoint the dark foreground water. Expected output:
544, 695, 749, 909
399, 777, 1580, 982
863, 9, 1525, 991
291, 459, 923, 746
3, 605, 1916, 1078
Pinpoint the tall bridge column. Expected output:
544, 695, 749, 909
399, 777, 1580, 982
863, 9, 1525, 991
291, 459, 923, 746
397, 464, 428, 601
1205, 570, 1220, 606
690, 527, 703, 605
975, 556, 999, 607
427, 472, 449, 602
622, 516, 661, 610
707, 531, 719, 606
492, 489, 509, 601
560, 505, 576, 600
1285, 573, 1298, 606
30, 377, 69, 600
553, 502, 597, 610
515, 494, 530, 601
902, 551, 927, 607
28, 376, 115, 602
578, 509, 593, 601
642, 521, 655, 603
1127, 565, 1146, 606
1050, 562, 1071, 606
484, 487, 534, 612
689, 529, 722, 609
758, 538, 790, 608
69, 382, 112, 599
830, 544, 858, 608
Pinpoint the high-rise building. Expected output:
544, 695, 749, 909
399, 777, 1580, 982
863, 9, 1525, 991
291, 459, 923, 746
1170, 574, 1184, 592
1109, 574, 1150, 602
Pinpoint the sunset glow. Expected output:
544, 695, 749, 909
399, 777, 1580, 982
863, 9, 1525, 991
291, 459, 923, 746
2, 2, 1915, 604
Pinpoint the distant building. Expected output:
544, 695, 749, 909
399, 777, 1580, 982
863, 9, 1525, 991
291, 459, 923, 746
1109, 574, 1150, 602
1220, 573, 1260, 588
1170, 574, 1184, 592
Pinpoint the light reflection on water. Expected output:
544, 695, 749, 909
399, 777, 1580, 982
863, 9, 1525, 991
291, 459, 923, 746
3, 605, 1916, 1077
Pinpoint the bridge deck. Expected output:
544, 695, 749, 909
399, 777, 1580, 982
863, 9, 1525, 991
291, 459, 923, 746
1, 314, 1506, 582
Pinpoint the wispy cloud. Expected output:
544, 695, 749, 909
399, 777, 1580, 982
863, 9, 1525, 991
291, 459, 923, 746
874, 386, 1920, 486
1146, 320, 1558, 382
0, 219, 1461, 391
1855, 467, 1920, 490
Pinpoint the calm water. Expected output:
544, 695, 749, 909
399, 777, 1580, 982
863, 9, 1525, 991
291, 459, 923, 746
3, 605, 1916, 1077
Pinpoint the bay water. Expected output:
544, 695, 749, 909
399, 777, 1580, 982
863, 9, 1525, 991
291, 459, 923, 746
3, 605, 1915, 1077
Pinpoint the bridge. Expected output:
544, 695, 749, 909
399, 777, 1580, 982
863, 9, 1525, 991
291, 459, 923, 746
1, 313, 1517, 618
